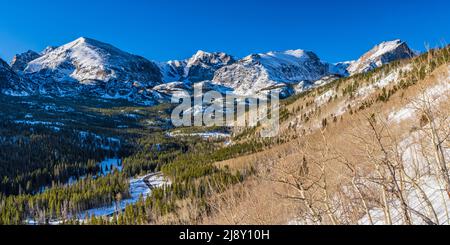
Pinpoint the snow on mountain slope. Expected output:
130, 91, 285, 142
211, 49, 335, 96
160, 50, 235, 83
185, 50, 235, 82
0, 58, 36, 96
194, 41, 415, 96
347, 39, 415, 75
24, 37, 162, 98
330, 61, 353, 76
41, 46, 58, 55
388, 65, 450, 123
159, 60, 188, 83
2, 38, 418, 103
152, 81, 192, 100
10, 50, 41, 73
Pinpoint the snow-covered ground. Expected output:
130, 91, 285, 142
98, 158, 123, 175
388, 71, 450, 123
14, 120, 64, 126
359, 131, 450, 225
167, 131, 231, 139
40, 103, 75, 113
356, 70, 399, 99
14, 120, 64, 131
2, 89, 30, 97
27, 172, 170, 224
77, 173, 169, 219
360, 70, 450, 224
315, 90, 336, 107
388, 107, 415, 123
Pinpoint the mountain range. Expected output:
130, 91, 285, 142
1, 38, 416, 103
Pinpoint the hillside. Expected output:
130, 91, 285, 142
201, 45, 450, 225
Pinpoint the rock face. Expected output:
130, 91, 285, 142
10, 50, 41, 73
211, 50, 335, 96
24, 37, 162, 99
347, 39, 415, 75
0, 58, 35, 96
184, 51, 235, 82
160, 50, 235, 83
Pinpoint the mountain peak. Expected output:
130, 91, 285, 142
10, 50, 41, 73
193, 50, 208, 57
64, 37, 92, 47
380, 39, 402, 45
189, 50, 231, 63
282, 49, 308, 57
241, 49, 320, 68
347, 39, 414, 75
160, 50, 235, 83
1, 58, 36, 96
23, 37, 162, 99
63, 37, 120, 52
73, 36, 96, 44
213, 48, 330, 96
370, 39, 406, 56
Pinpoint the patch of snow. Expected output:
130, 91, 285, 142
42, 103, 75, 113
359, 131, 450, 225
388, 107, 415, 123
98, 158, 123, 175
334, 101, 349, 117
14, 120, 64, 126
2, 89, 30, 97
167, 131, 231, 139
315, 90, 336, 107
356, 70, 399, 99
123, 113, 140, 119
388, 74, 450, 123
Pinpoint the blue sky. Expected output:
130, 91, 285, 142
0, 0, 449, 63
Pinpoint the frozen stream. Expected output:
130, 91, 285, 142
77, 172, 169, 219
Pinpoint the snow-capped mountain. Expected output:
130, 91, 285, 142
347, 39, 415, 75
0, 37, 417, 104
24, 37, 162, 99
211, 49, 337, 96
10, 50, 41, 73
160, 50, 235, 83
0, 58, 36, 96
